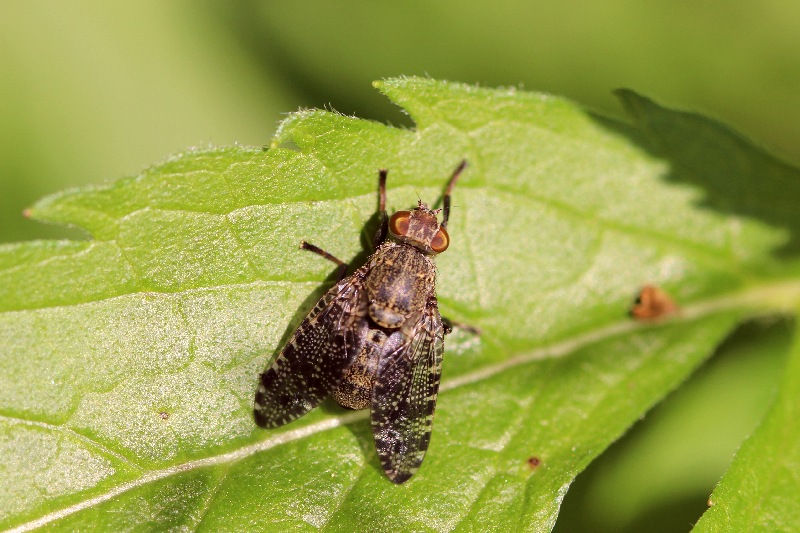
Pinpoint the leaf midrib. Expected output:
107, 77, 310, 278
8, 280, 799, 532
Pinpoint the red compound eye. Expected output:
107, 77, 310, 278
430, 227, 449, 253
389, 211, 411, 236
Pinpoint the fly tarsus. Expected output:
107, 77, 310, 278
441, 316, 481, 336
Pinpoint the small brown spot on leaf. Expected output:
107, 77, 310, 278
527, 456, 541, 469
630, 285, 678, 320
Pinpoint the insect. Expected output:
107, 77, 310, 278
254, 160, 468, 483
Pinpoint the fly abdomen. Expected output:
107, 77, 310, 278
332, 329, 386, 410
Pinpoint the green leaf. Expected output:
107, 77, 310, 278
1, 77, 799, 531
551, 318, 792, 532
693, 311, 800, 532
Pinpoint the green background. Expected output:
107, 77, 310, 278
2, 2, 799, 531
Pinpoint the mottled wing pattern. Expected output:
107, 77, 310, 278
371, 300, 445, 483
254, 271, 369, 428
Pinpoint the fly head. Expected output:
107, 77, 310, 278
388, 203, 449, 255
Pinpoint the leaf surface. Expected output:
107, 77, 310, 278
2, 77, 799, 531
693, 310, 800, 532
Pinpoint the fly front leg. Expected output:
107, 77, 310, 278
372, 168, 389, 249
300, 241, 349, 282
441, 160, 467, 229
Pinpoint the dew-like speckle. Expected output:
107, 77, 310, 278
69, 362, 253, 463
0, 425, 114, 521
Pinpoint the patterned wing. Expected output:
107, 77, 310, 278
371, 299, 445, 483
254, 272, 369, 428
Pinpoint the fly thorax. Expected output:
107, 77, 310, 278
366, 244, 436, 329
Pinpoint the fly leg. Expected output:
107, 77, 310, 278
441, 316, 481, 336
302, 166, 390, 280
300, 241, 349, 282
372, 168, 389, 248
441, 160, 468, 229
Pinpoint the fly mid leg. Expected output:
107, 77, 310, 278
301, 167, 389, 280
300, 241, 349, 282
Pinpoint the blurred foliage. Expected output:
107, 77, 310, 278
0, 2, 299, 242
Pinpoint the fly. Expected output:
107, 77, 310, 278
254, 160, 468, 483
